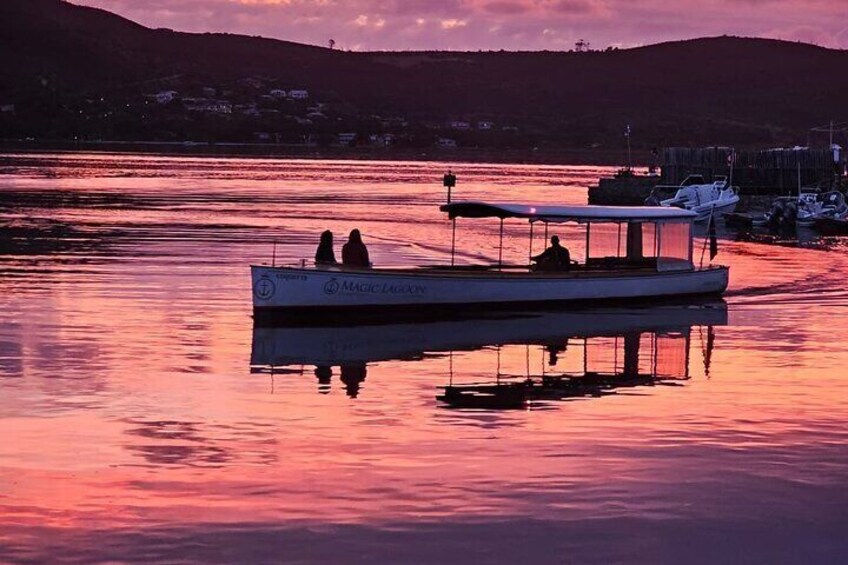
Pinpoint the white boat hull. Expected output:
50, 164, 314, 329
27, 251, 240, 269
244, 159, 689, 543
251, 265, 729, 319
692, 197, 739, 222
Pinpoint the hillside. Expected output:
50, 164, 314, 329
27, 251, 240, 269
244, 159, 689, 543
1, 0, 846, 152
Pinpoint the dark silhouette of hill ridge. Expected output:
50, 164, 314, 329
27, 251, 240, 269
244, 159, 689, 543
1, 0, 846, 149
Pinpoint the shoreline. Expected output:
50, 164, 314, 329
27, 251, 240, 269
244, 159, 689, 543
0, 140, 648, 167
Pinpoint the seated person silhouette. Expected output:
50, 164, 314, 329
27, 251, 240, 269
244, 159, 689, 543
531, 235, 572, 271
342, 229, 371, 268
314, 230, 337, 265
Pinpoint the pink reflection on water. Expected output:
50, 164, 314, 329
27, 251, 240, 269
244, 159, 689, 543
1, 154, 848, 560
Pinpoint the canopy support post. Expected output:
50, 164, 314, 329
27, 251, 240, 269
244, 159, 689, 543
528, 221, 534, 265
451, 218, 457, 267
498, 218, 504, 270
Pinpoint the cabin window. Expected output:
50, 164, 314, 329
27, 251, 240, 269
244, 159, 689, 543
641, 222, 659, 259
657, 221, 692, 272
586, 223, 627, 265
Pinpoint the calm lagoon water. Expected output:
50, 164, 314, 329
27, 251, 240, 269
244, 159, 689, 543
1, 153, 847, 563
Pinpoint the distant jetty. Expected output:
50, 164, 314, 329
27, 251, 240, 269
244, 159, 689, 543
590, 146, 845, 206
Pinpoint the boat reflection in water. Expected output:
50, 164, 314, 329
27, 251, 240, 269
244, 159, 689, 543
250, 301, 727, 406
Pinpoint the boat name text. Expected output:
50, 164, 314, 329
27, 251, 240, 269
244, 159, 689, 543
324, 278, 427, 296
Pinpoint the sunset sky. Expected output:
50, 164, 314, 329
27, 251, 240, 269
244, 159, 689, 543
73, 0, 848, 51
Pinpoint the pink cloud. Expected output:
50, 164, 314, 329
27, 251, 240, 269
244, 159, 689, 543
72, 0, 848, 50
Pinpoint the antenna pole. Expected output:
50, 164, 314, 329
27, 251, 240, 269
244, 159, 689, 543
272, 240, 277, 267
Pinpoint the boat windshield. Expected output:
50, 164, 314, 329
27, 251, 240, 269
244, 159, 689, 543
680, 175, 706, 186
585, 220, 692, 272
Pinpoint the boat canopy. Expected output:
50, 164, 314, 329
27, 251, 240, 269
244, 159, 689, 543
441, 201, 697, 223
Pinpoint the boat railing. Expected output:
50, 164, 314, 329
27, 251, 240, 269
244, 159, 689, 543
271, 258, 694, 275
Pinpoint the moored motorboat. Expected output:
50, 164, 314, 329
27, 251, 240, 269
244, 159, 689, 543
760, 190, 847, 230
251, 202, 728, 323
649, 175, 740, 222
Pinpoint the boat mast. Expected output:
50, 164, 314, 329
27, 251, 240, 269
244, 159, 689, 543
498, 218, 505, 270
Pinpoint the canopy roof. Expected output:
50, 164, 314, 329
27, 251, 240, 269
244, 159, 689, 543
440, 201, 697, 223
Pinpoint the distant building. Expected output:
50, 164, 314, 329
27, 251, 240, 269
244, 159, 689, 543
450, 120, 470, 130
288, 90, 309, 100
153, 90, 178, 104
182, 98, 232, 114
370, 133, 395, 147
270, 89, 287, 100
201, 87, 217, 97
0, 104, 15, 114
338, 132, 357, 146
437, 138, 458, 148
477, 120, 495, 130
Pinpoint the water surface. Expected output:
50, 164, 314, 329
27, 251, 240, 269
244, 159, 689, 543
1, 154, 847, 563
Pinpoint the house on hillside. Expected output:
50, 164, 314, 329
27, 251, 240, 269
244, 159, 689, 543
437, 138, 458, 148
153, 90, 178, 104
270, 89, 287, 100
338, 133, 357, 146
202, 87, 217, 97
288, 90, 309, 100
450, 120, 470, 130
370, 133, 395, 147
478, 120, 495, 130
182, 98, 232, 114
0, 104, 15, 115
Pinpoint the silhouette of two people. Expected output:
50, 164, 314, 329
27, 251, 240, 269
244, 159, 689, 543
314, 229, 371, 268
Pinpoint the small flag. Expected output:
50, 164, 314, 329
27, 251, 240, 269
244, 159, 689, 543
708, 212, 718, 260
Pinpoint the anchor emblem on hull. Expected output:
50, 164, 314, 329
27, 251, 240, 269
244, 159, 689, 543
253, 277, 276, 300
323, 278, 340, 295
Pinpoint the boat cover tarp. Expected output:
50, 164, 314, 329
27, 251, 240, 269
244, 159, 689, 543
441, 201, 697, 223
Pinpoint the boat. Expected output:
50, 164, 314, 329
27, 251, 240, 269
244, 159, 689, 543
757, 189, 847, 230
251, 202, 728, 323
650, 175, 740, 222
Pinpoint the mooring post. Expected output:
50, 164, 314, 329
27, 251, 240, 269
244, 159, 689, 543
443, 170, 456, 203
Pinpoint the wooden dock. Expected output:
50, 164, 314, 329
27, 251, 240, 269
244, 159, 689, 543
661, 146, 844, 195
